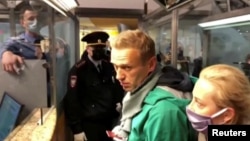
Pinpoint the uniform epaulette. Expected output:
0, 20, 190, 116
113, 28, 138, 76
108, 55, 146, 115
10, 36, 22, 40
102, 59, 108, 63
75, 60, 86, 68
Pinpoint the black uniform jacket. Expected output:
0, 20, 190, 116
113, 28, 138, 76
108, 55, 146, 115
63, 57, 124, 134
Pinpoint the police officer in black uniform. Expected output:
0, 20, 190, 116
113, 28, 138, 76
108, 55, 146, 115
63, 31, 124, 141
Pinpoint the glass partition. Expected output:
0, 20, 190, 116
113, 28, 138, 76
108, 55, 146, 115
12, 2, 51, 108
0, 22, 11, 44
147, 18, 203, 75
178, 20, 202, 62
53, 16, 76, 111
38, 9, 78, 113
147, 23, 172, 66
0, 2, 79, 139
206, 24, 250, 67
0, 0, 78, 120
0, 1, 53, 139
177, 19, 202, 74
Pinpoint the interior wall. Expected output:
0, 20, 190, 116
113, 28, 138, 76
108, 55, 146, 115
79, 29, 119, 57
78, 17, 138, 58
77, 0, 160, 12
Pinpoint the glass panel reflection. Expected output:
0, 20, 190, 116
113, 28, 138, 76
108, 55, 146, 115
53, 17, 75, 108
207, 24, 250, 68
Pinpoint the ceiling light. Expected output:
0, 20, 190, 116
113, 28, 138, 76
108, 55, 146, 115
202, 21, 250, 30
43, 0, 67, 16
52, 0, 78, 11
42, 0, 78, 16
199, 14, 250, 27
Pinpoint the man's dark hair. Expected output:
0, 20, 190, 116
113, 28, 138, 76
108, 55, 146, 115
19, 5, 35, 20
246, 54, 250, 62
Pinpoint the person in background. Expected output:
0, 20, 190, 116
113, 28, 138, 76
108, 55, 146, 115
111, 29, 197, 141
192, 56, 202, 77
64, 31, 124, 141
246, 54, 250, 64
192, 49, 203, 77
156, 51, 166, 68
0, 5, 51, 106
0, 5, 45, 73
241, 53, 250, 78
104, 40, 111, 62
55, 38, 70, 104
186, 64, 250, 141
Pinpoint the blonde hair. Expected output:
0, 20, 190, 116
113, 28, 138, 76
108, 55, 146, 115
200, 64, 250, 124
112, 29, 155, 62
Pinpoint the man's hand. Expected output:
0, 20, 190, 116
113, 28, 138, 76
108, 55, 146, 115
1, 51, 24, 73
116, 103, 122, 113
35, 47, 43, 59
74, 132, 87, 141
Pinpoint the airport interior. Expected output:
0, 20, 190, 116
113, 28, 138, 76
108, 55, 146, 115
0, 0, 250, 140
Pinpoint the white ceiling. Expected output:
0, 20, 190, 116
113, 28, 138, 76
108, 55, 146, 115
79, 18, 96, 28
76, 0, 210, 30
79, 17, 138, 30
77, 0, 161, 30
77, 0, 160, 13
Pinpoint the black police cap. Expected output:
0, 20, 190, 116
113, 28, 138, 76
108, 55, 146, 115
81, 31, 109, 46
34, 39, 42, 46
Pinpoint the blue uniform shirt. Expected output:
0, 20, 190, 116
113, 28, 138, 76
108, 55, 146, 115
0, 32, 52, 106
0, 32, 44, 59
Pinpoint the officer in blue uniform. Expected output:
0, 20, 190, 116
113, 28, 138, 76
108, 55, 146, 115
0, 5, 45, 72
0, 5, 51, 106
64, 31, 124, 141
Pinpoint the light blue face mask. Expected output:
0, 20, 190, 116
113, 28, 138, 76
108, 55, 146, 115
28, 19, 39, 33
56, 52, 64, 58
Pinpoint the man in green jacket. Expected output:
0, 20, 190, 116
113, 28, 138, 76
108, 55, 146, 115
110, 29, 197, 141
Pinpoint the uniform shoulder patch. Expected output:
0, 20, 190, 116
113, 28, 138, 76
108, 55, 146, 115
75, 60, 86, 68
70, 75, 77, 88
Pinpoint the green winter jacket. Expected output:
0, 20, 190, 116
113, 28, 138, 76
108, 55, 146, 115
128, 86, 197, 141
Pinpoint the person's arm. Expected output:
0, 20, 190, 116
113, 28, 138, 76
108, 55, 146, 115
0, 39, 12, 58
0, 38, 20, 58
0, 38, 24, 72
144, 101, 194, 141
63, 66, 84, 134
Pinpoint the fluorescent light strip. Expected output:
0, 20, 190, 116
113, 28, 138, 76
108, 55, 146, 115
54, 0, 78, 11
59, 0, 73, 10
65, 0, 78, 9
199, 14, 250, 27
43, 0, 67, 16
54, 0, 69, 11
203, 22, 250, 30
0, 14, 9, 19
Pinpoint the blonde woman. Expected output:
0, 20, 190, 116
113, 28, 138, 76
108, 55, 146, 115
186, 64, 250, 141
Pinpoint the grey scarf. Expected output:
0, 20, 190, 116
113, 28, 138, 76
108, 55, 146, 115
113, 67, 162, 140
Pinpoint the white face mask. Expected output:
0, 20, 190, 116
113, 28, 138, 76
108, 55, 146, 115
56, 52, 64, 58
27, 19, 39, 33
177, 63, 181, 70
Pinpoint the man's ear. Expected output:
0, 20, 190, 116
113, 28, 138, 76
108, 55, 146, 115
148, 56, 157, 72
86, 46, 90, 53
